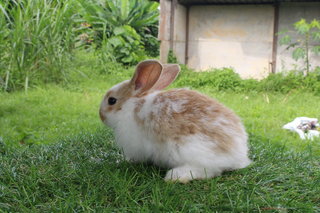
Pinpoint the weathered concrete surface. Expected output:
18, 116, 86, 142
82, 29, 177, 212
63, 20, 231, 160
187, 5, 274, 79
159, 1, 320, 78
276, 2, 320, 73
159, 1, 187, 64
173, 4, 187, 64
159, 0, 172, 63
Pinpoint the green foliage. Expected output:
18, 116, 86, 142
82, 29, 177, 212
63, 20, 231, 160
104, 0, 159, 29
175, 66, 320, 95
0, 0, 79, 92
259, 70, 320, 93
0, 0, 160, 91
240, 79, 260, 91
167, 49, 178, 64
303, 67, 320, 94
78, 0, 159, 65
259, 71, 305, 93
141, 25, 159, 57
280, 19, 320, 75
106, 25, 145, 64
176, 67, 243, 91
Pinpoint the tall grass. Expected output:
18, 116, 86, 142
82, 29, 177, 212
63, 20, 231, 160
0, 0, 78, 91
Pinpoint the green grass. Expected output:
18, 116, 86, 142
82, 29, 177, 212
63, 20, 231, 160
0, 52, 131, 146
0, 53, 319, 211
0, 129, 319, 212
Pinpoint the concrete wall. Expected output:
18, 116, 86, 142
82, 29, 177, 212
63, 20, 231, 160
159, 0, 187, 64
276, 2, 320, 73
158, 0, 171, 63
172, 4, 187, 64
187, 5, 275, 79
159, 1, 320, 78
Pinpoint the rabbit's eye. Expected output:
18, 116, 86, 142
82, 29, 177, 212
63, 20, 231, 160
108, 97, 117, 105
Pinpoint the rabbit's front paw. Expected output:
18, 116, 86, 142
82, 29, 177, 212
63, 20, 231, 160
165, 165, 222, 183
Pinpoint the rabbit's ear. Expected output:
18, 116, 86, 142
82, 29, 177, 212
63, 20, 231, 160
131, 60, 163, 93
152, 64, 180, 90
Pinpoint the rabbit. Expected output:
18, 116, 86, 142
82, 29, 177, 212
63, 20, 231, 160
99, 60, 251, 183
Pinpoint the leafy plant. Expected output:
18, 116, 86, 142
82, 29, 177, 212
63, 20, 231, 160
141, 24, 159, 57
78, 0, 159, 65
167, 49, 178, 64
280, 19, 320, 76
106, 25, 145, 64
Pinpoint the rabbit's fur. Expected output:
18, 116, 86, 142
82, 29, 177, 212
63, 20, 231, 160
100, 60, 251, 183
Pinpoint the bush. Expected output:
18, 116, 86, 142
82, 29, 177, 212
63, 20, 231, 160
259, 71, 305, 93
78, 0, 159, 65
176, 66, 320, 95
176, 67, 242, 91
304, 67, 320, 93
241, 79, 260, 92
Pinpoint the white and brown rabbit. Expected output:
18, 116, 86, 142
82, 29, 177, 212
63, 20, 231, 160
99, 60, 251, 183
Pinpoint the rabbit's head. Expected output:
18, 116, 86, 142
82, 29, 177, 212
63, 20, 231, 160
99, 60, 180, 127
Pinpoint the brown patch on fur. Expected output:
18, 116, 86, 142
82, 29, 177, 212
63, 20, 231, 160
149, 112, 155, 120
107, 106, 113, 112
143, 89, 245, 153
173, 136, 181, 141
134, 99, 146, 125
113, 84, 133, 111
104, 81, 133, 113
100, 81, 135, 123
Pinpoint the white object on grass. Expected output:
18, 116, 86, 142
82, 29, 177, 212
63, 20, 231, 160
283, 117, 319, 140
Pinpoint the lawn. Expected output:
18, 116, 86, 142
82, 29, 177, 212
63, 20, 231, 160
0, 54, 319, 212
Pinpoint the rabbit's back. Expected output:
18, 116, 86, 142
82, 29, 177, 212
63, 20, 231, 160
134, 89, 247, 154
